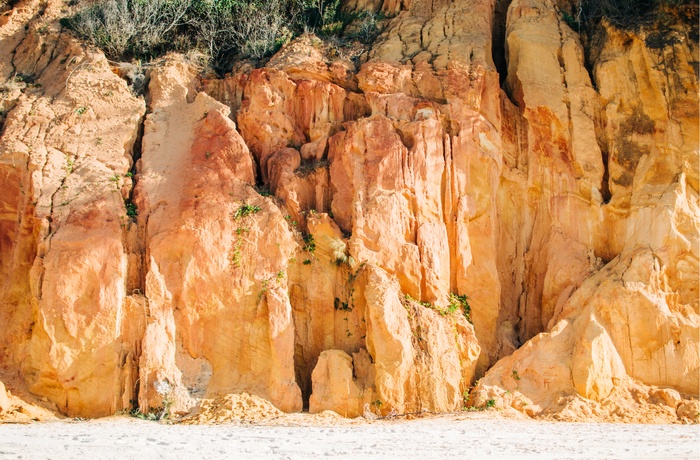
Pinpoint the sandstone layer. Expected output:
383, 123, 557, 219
0, 0, 697, 422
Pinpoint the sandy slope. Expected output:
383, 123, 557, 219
0, 413, 698, 459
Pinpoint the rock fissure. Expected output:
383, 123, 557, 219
493, 0, 513, 91
124, 108, 148, 297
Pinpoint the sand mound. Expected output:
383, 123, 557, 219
538, 382, 700, 424
0, 379, 59, 424
182, 393, 284, 424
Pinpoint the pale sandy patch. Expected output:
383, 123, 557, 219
0, 412, 698, 459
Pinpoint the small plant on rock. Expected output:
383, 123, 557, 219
404, 293, 433, 309
255, 185, 273, 197
233, 203, 261, 220
462, 389, 471, 409
65, 155, 75, 174
302, 233, 316, 253
334, 297, 351, 312
109, 174, 120, 188
257, 278, 270, 302
448, 293, 472, 324
130, 379, 176, 421
330, 237, 351, 266
230, 240, 242, 267
124, 199, 137, 218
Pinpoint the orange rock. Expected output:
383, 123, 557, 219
308, 264, 480, 416
309, 349, 368, 418
135, 59, 301, 414
0, 23, 145, 416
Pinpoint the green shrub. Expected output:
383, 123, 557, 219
188, 0, 293, 61
349, 10, 382, 44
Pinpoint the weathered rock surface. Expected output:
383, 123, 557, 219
469, 0, 699, 422
0, 16, 145, 416
0, 0, 697, 423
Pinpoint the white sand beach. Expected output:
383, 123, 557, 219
1, 413, 698, 459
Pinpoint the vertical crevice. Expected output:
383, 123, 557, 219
123, 104, 150, 414
294, 344, 313, 411
125, 111, 147, 296
289, 281, 314, 412
580, 12, 608, 92
581, 42, 599, 91
590, 61, 612, 206
600, 146, 611, 204
492, 0, 513, 88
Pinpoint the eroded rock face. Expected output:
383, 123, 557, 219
0, 24, 145, 416
469, 1, 699, 422
0, 0, 697, 422
133, 61, 303, 414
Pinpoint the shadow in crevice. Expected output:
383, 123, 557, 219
294, 345, 314, 411
492, 0, 513, 88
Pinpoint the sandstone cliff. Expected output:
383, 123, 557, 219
0, 0, 697, 423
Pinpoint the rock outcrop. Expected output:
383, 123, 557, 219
469, 0, 699, 423
0, 0, 697, 423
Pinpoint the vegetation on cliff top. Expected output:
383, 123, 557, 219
60, 0, 382, 71
560, 0, 698, 77
57, 0, 696, 74
564, 0, 697, 30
